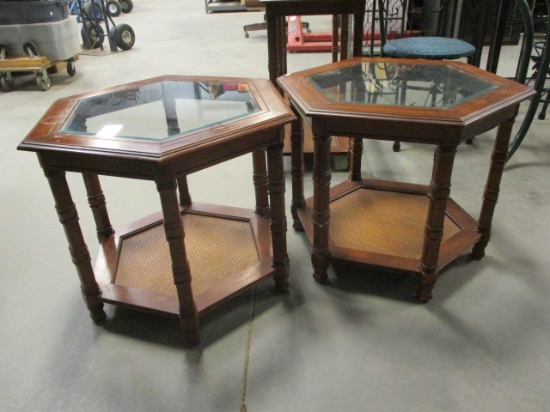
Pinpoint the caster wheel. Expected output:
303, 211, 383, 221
119, 0, 133, 13
113, 23, 135, 50
36, 71, 51, 91
538, 112, 546, 120
0, 44, 8, 59
1, 73, 15, 91
465, 138, 474, 145
106, 0, 122, 16
392, 141, 401, 152
23, 42, 39, 57
67, 59, 76, 76
244, 31, 249, 38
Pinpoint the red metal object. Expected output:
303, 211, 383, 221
286, 15, 420, 53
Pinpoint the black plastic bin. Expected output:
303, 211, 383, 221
0, 0, 70, 25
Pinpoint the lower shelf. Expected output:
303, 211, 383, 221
297, 179, 482, 273
94, 202, 275, 317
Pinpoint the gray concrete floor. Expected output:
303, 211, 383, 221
2, 1, 550, 411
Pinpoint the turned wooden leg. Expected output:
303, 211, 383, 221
352, 9, 364, 58
82, 173, 113, 241
311, 132, 332, 285
418, 144, 457, 302
155, 166, 199, 347
331, 15, 339, 63
252, 150, 270, 216
176, 175, 192, 207
290, 109, 305, 231
472, 118, 514, 259
44, 167, 106, 322
266, 137, 289, 293
348, 137, 363, 182
266, 13, 285, 87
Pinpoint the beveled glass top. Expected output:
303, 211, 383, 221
307, 61, 498, 108
61, 80, 260, 141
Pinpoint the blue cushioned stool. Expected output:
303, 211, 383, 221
382, 37, 476, 60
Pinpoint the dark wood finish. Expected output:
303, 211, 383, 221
260, 0, 366, 154
261, 0, 366, 85
19, 75, 294, 347
278, 57, 534, 301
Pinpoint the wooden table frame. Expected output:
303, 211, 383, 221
261, 0, 366, 155
18, 75, 295, 346
278, 57, 534, 301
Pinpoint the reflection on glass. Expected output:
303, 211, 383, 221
61, 80, 260, 140
307, 62, 497, 108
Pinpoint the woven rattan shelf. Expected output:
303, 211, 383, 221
95, 203, 274, 317
296, 180, 481, 274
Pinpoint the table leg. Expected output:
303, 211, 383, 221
312, 132, 333, 284
266, 13, 284, 87
340, 14, 349, 61
155, 166, 199, 347
43, 167, 106, 322
290, 108, 305, 231
348, 137, 363, 181
332, 15, 340, 62
82, 173, 113, 241
252, 150, 270, 216
418, 144, 457, 302
352, 7, 365, 57
266, 137, 289, 293
472, 118, 514, 259
176, 175, 192, 207
279, 16, 287, 79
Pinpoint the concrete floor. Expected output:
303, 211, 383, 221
1, 1, 550, 411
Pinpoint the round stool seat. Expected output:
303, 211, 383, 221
383, 37, 475, 60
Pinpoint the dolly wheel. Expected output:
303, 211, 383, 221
83, 22, 105, 49
84, 0, 103, 19
114, 24, 136, 50
36, 71, 51, 91
0, 44, 8, 60
106, 0, 122, 16
23, 42, 39, 58
120, 0, 133, 13
1, 73, 15, 91
67, 59, 76, 76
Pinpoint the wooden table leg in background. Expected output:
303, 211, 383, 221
290, 108, 305, 231
82, 173, 113, 241
176, 175, 192, 207
252, 150, 270, 216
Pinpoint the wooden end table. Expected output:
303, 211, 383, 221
260, 0, 366, 155
277, 57, 534, 301
18, 75, 294, 346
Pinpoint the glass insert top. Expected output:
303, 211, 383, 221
61, 80, 260, 141
307, 62, 497, 109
